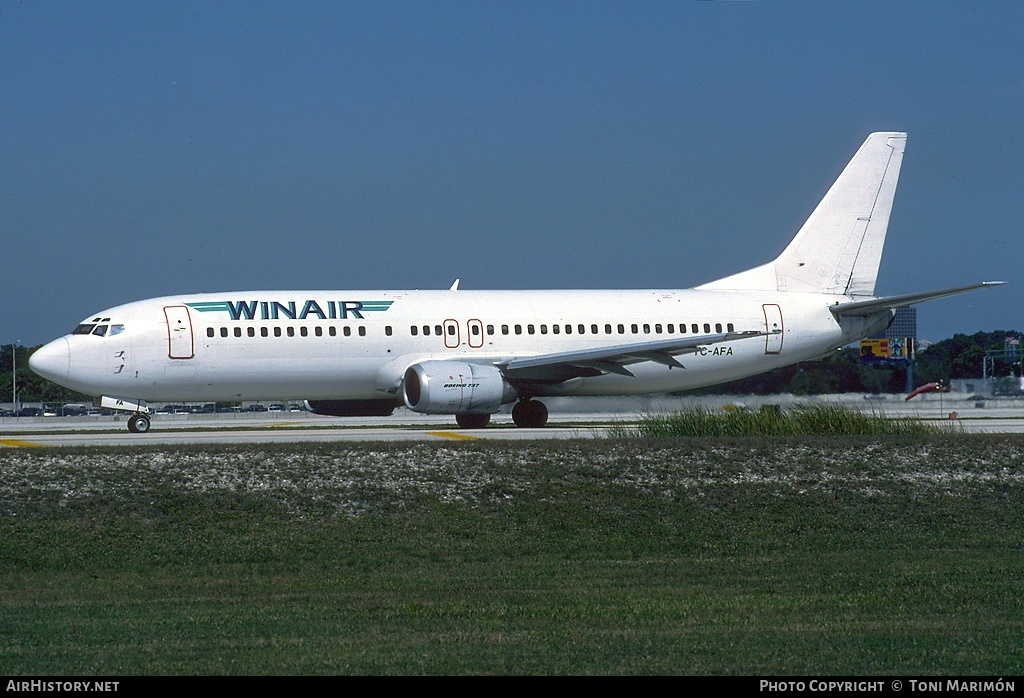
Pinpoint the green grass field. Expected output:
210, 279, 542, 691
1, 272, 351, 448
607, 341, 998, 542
616, 404, 958, 437
1, 438, 1022, 674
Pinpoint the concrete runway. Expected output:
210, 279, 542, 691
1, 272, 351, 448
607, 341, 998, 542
4, 394, 1024, 447
0, 412, 607, 447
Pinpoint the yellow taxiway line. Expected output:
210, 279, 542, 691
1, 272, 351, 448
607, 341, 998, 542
0, 439, 47, 448
426, 431, 479, 440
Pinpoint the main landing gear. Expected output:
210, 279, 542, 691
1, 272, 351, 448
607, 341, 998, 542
511, 398, 548, 428
126, 412, 151, 433
455, 413, 491, 429
453, 399, 549, 429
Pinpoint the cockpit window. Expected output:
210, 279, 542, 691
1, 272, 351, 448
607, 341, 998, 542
72, 322, 124, 336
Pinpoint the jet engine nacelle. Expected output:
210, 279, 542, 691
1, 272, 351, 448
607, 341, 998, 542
403, 361, 517, 414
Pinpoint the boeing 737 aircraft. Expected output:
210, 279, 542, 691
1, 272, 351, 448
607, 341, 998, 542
30, 132, 1001, 432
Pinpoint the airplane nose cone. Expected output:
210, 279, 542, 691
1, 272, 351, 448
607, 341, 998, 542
29, 338, 70, 386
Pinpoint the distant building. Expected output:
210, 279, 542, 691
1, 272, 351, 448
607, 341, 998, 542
863, 307, 916, 364
882, 307, 917, 341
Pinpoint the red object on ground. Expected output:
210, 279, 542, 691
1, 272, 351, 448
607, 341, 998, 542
905, 382, 942, 401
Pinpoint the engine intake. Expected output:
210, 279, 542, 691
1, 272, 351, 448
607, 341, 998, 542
403, 361, 517, 414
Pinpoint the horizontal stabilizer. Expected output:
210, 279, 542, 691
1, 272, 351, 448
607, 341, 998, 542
830, 282, 1005, 318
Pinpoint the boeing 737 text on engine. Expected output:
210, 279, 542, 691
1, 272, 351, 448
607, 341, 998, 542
30, 133, 1002, 432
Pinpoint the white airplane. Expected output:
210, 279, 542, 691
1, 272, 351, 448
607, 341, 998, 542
29, 132, 1001, 433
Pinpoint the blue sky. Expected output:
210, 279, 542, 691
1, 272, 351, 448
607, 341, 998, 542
2, 1, 1021, 345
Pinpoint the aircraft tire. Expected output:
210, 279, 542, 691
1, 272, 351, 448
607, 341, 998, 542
455, 413, 490, 429
127, 413, 151, 434
512, 399, 548, 428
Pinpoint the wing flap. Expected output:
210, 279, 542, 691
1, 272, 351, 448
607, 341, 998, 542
572, 360, 636, 377
630, 350, 686, 369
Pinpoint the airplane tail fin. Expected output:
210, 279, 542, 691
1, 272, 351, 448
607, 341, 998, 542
698, 132, 907, 296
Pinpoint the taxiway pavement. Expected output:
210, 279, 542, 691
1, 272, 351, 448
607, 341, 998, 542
3, 394, 1024, 447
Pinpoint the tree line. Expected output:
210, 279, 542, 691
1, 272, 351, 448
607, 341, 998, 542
690, 330, 1023, 396
2, 331, 1021, 403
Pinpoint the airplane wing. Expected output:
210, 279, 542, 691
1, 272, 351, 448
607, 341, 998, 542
498, 330, 769, 382
830, 281, 1005, 318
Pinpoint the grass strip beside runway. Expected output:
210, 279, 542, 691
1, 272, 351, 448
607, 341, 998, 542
615, 404, 956, 438
1, 438, 1022, 674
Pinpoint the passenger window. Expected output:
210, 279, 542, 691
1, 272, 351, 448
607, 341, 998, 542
471, 325, 479, 336
704, 323, 711, 333
527, 324, 535, 335
261, 327, 269, 337
274, 327, 282, 337
287, 327, 295, 337
358, 326, 366, 337
578, 324, 585, 334
591, 324, 598, 334
692, 324, 698, 334
565, 324, 572, 334
552, 325, 559, 334
515, 325, 522, 335
631, 324, 638, 334
207, 328, 215, 338
643, 324, 650, 334
667, 324, 675, 334
315, 326, 322, 337
655, 324, 662, 334
248, 327, 256, 338
344, 327, 352, 337
220, 327, 228, 338
411, 326, 418, 336
329, 327, 337, 337
385, 326, 393, 336
300, 326, 308, 337
727, 323, 734, 332
235, 327, 242, 338
618, 324, 625, 334
486, 324, 494, 335
605, 324, 612, 334
540, 325, 547, 334
434, 325, 443, 336
502, 325, 509, 335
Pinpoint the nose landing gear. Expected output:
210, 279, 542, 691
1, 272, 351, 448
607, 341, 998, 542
126, 413, 151, 433
98, 397, 152, 434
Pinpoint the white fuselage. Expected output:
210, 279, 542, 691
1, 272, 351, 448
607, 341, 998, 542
27, 132, 1000, 431
31, 288, 887, 404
